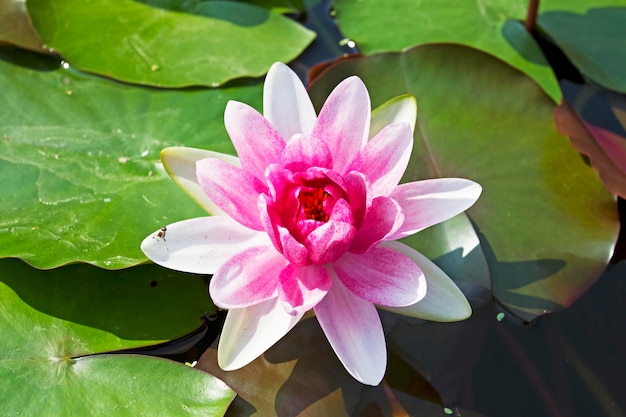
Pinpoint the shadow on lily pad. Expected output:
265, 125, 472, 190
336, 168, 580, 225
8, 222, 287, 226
478, 233, 566, 321
0, 258, 211, 342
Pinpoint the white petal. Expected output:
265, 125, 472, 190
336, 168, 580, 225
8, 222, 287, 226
141, 217, 270, 274
314, 275, 386, 386
263, 62, 317, 139
218, 297, 304, 370
161, 147, 241, 215
388, 178, 482, 239
378, 241, 471, 321
369, 94, 417, 139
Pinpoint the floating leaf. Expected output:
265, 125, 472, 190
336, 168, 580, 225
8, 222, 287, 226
308, 45, 619, 320
332, 0, 626, 102
26, 0, 315, 87
0, 48, 262, 269
0, 258, 233, 416
538, 7, 626, 94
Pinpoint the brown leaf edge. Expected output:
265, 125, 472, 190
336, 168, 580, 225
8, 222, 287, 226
554, 100, 626, 199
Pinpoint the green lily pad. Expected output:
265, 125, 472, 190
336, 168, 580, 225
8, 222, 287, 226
0, 257, 233, 416
538, 7, 626, 94
26, 0, 315, 87
332, 0, 626, 102
0, 48, 264, 269
308, 45, 619, 320
0, 0, 45, 52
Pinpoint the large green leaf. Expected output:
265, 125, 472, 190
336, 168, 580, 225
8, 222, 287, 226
333, 0, 626, 102
308, 45, 619, 320
0, 258, 234, 416
538, 7, 626, 94
26, 0, 315, 87
0, 48, 263, 269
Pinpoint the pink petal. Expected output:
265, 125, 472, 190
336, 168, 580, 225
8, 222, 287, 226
332, 246, 425, 307
304, 199, 356, 264
350, 196, 403, 254
141, 217, 270, 275
281, 134, 333, 171
347, 122, 413, 196
197, 158, 267, 231
305, 220, 356, 264
218, 298, 304, 370
278, 264, 331, 315
312, 76, 371, 173
379, 241, 471, 321
388, 178, 482, 239
224, 100, 286, 181
258, 193, 283, 253
278, 226, 310, 265
314, 276, 385, 386
209, 245, 286, 309
263, 62, 317, 140
343, 171, 371, 228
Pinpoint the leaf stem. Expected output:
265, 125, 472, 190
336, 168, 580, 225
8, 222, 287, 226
524, 0, 540, 32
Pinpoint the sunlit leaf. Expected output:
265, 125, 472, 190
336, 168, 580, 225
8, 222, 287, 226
0, 258, 233, 416
26, 0, 315, 87
308, 45, 619, 320
0, 48, 262, 269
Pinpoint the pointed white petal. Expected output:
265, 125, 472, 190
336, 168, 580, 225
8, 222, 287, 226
141, 217, 270, 274
369, 94, 417, 139
218, 298, 304, 370
263, 62, 317, 139
161, 147, 241, 215
388, 178, 482, 239
379, 241, 472, 321
314, 275, 386, 386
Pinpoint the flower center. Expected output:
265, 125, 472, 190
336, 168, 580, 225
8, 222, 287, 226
298, 188, 330, 222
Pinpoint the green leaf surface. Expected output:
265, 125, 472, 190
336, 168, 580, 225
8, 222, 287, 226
308, 45, 619, 320
538, 7, 626, 94
26, 0, 315, 87
0, 258, 233, 416
0, 48, 263, 269
333, 0, 626, 102
0, 0, 45, 52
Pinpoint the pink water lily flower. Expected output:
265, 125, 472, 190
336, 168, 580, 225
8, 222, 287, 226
141, 62, 481, 386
